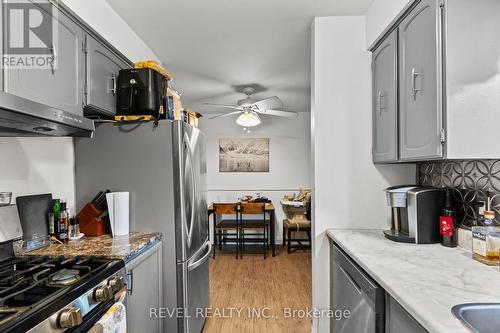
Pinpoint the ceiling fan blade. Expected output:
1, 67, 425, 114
256, 109, 299, 118
251, 96, 283, 110
208, 111, 243, 119
202, 103, 242, 110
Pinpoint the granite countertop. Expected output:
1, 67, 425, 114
15, 232, 162, 262
326, 229, 500, 333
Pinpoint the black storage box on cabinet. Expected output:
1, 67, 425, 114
116, 68, 168, 119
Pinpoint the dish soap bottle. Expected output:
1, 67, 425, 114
440, 190, 457, 247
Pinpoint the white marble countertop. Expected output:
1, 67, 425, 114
326, 229, 500, 333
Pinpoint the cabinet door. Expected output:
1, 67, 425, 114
126, 243, 163, 333
372, 30, 398, 163
386, 295, 429, 333
3, 3, 84, 116
399, 0, 443, 160
84, 35, 130, 118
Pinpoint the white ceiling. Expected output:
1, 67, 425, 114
106, 0, 373, 114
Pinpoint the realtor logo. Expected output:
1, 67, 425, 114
3, 0, 58, 69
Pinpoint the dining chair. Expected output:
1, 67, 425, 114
239, 202, 268, 259
282, 196, 311, 253
213, 203, 241, 259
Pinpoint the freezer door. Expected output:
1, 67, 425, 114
173, 121, 209, 262
177, 240, 211, 333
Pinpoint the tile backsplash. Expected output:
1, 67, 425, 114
418, 160, 500, 228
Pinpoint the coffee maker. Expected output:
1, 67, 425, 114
384, 186, 445, 244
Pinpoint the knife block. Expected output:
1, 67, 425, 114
77, 203, 109, 237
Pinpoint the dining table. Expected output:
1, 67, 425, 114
207, 202, 277, 257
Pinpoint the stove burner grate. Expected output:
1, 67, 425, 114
50, 269, 80, 285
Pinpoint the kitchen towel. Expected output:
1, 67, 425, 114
88, 301, 127, 333
105, 192, 129, 236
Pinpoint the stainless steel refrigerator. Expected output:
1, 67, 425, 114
74, 120, 210, 333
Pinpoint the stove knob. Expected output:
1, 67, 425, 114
108, 276, 124, 292
58, 307, 83, 328
94, 285, 113, 302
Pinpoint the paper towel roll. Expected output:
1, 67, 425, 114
106, 192, 129, 236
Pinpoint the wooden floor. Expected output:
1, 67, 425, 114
203, 248, 312, 333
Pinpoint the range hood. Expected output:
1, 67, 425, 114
0, 92, 94, 137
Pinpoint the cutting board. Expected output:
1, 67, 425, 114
16, 194, 52, 241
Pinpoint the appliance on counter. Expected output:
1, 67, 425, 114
74, 120, 209, 333
331, 241, 385, 333
0, 205, 127, 333
116, 68, 168, 120
16, 194, 53, 250
0, 91, 94, 137
383, 186, 446, 244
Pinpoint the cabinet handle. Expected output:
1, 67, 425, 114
50, 45, 57, 74
108, 75, 117, 95
411, 68, 421, 100
377, 91, 385, 115
126, 270, 133, 296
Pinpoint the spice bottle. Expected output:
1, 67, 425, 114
48, 213, 55, 237
484, 210, 495, 226
74, 217, 80, 235
69, 218, 76, 239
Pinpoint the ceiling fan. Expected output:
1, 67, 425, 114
203, 87, 298, 127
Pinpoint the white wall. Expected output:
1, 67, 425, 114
61, 0, 160, 63
311, 16, 415, 333
0, 1, 159, 212
365, 0, 411, 48
199, 113, 311, 243
0, 138, 76, 210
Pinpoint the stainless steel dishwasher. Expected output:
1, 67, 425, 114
331, 241, 385, 333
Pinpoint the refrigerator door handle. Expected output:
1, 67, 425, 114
183, 131, 196, 248
187, 242, 212, 272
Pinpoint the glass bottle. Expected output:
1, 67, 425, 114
59, 201, 69, 242
440, 190, 457, 247
52, 199, 61, 238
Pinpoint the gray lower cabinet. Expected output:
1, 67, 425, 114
84, 35, 130, 118
126, 242, 163, 333
372, 29, 398, 163
3, 2, 85, 116
386, 295, 429, 333
398, 0, 443, 161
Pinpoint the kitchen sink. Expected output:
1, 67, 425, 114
452, 303, 500, 333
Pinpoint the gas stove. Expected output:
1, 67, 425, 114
0, 255, 126, 332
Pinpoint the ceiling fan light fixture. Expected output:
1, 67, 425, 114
236, 111, 261, 127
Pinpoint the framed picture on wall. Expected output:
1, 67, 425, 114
219, 138, 270, 172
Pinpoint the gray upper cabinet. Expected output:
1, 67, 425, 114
372, 30, 398, 163
1, 0, 132, 120
3, 4, 85, 116
84, 35, 130, 118
398, 0, 443, 161
371, 0, 500, 162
